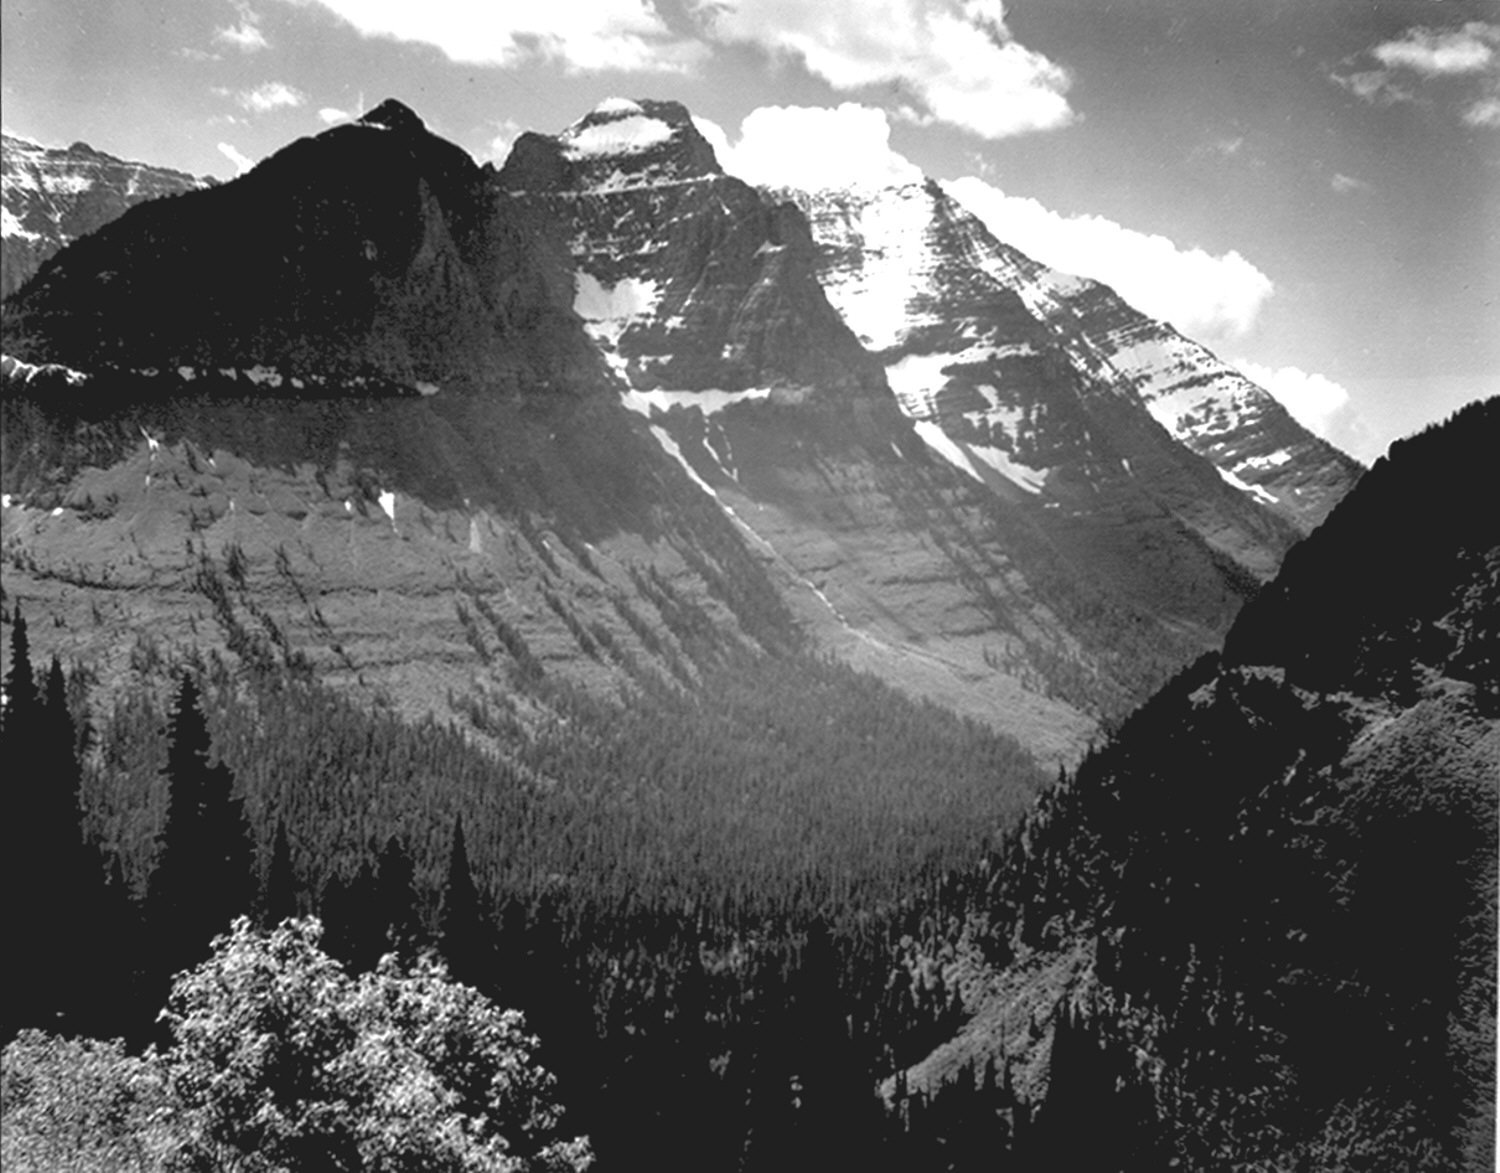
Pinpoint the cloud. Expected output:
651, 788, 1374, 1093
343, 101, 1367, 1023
946, 176, 1274, 341
236, 82, 306, 113
215, 20, 270, 52
1232, 360, 1351, 439
1463, 96, 1500, 127
217, 141, 256, 175
693, 0, 1075, 139
487, 118, 525, 164
270, 0, 705, 74
700, 104, 923, 189
1330, 172, 1369, 194
318, 107, 352, 124
1335, 22, 1500, 123
1371, 23, 1497, 76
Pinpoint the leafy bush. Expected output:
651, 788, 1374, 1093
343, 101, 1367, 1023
0, 1031, 176, 1173
158, 917, 592, 1173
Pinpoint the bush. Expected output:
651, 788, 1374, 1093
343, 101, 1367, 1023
0, 1030, 177, 1173
158, 916, 593, 1173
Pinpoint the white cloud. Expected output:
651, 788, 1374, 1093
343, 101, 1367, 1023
318, 107, 352, 124
1330, 172, 1369, 194
215, 20, 270, 51
271, 0, 705, 74
486, 118, 525, 164
946, 176, 1274, 341
693, 0, 1074, 139
1371, 23, 1498, 76
701, 104, 923, 189
1463, 96, 1500, 127
217, 141, 256, 174
236, 82, 306, 113
1233, 360, 1351, 439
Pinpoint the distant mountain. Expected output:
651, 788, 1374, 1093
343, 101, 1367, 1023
2, 98, 1360, 764
903, 397, 1497, 1169
1, 133, 211, 299
785, 179, 1360, 539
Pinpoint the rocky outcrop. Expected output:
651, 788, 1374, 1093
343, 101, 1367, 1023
1, 134, 210, 299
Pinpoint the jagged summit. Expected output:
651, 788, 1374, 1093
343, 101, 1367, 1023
358, 98, 427, 134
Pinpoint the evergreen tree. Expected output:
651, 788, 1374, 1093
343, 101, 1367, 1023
439, 815, 488, 988
147, 674, 255, 979
261, 817, 298, 926
1, 606, 38, 732
375, 835, 424, 957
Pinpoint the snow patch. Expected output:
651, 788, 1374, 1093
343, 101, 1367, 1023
1, 206, 39, 240
593, 97, 643, 116
649, 426, 717, 498
563, 115, 675, 159
621, 387, 772, 417
1238, 449, 1292, 471
1217, 465, 1278, 506
377, 490, 396, 523
969, 445, 1046, 494
912, 421, 984, 483
414, 381, 440, 397
885, 352, 954, 420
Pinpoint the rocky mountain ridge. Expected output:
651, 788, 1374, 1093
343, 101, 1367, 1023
1, 98, 1361, 763
1, 133, 211, 300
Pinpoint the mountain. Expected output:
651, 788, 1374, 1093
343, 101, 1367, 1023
3, 98, 1357, 765
1, 133, 211, 299
895, 397, 1497, 1169
784, 179, 1360, 540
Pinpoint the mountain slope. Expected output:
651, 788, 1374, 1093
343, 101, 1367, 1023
904, 397, 1497, 1169
495, 100, 1350, 757
1, 133, 211, 300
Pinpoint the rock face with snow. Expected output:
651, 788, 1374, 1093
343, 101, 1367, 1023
784, 179, 1360, 539
788, 179, 1360, 536
0, 99, 1362, 765
1, 134, 211, 299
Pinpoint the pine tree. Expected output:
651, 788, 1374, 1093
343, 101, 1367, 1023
439, 815, 489, 987
1, 606, 38, 732
261, 816, 298, 926
148, 674, 256, 978
375, 835, 424, 958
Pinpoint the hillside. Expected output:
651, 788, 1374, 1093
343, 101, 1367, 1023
895, 397, 1498, 1169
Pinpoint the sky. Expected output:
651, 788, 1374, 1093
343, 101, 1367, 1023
2, 0, 1496, 462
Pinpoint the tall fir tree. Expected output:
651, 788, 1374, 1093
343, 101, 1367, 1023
261, 816, 298, 927
148, 674, 256, 979
439, 815, 489, 987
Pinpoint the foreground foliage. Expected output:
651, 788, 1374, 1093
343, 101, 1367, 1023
0, 918, 591, 1173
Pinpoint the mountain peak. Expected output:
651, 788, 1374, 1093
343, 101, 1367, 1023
498, 98, 720, 193
359, 98, 426, 134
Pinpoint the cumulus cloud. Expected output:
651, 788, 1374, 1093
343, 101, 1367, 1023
1330, 172, 1369, 194
270, 0, 705, 73
693, 0, 1074, 139
1371, 23, 1497, 76
946, 176, 1274, 341
236, 82, 306, 113
1232, 360, 1352, 439
700, 104, 923, 190
217, 141, 256, 174
318, 107, 352, 124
